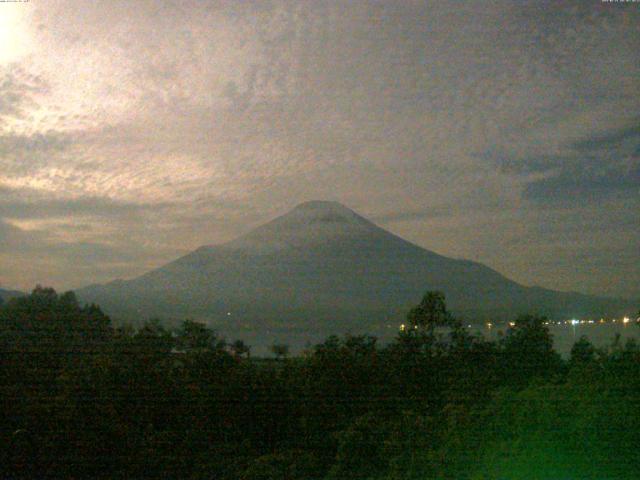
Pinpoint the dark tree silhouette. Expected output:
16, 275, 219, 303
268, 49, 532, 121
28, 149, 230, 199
270, 343, 289, 360
0, 285, 637, 479
499, 314, 561, 386
570, 335, 596, 364
231, 339, 251, 358
406, 291, 455, 334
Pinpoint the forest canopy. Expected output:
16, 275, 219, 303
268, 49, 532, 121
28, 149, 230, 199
1, 287, 639, 479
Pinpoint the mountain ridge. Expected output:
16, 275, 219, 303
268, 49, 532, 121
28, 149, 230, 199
0, 288, 24, 303
76, 201, 634, 337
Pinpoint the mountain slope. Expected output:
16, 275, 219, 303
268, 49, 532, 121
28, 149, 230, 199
77, 201, 631, 336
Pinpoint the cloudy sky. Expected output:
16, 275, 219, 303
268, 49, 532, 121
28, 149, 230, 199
0, 0, 638, 299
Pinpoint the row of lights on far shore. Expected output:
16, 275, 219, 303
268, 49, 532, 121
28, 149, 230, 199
489, 317, 636, 329
398, 317, 638, 332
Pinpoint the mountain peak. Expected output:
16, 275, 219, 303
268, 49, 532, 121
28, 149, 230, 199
286, 200, 364, 224
224, 201, 378, 253
284, 199, 379, 225
293, 200, 352, 213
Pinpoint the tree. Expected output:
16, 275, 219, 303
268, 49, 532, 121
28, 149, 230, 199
406, 291, 455, 334
455, 383, 640, 479
133, 318, 174, 356
241, 450, 321, 480
569, 335, 596, 365
499, 314, 561, 386
175, 319, 224, 353
326, 413, 389, 480
270, 343, 289, 360
231, 339, 251, 359
0, 286, 112, 361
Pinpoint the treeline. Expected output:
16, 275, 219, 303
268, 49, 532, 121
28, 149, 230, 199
1, 287, 639, 479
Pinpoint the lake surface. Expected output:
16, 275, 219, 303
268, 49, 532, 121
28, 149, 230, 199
471, 322, 640, 357
244, 323, 640, 358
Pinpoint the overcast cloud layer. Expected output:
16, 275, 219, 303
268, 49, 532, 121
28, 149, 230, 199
0, 0, 638, 299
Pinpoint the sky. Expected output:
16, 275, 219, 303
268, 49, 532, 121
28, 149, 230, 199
0, 0, 638, 300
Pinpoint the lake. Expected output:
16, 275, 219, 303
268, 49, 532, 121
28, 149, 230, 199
243, 322, 640, 358
470, 322, 640, 357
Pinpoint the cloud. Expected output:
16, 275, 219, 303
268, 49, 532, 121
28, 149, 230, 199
523, 163, 639, 205
0, 217, 49, 252
0, 64, 47, 123
487, 120, 640, 205
370, 207, 453, 224
0, 185, 174, 220
572, 121, 640, 153
0, 216, 187, 290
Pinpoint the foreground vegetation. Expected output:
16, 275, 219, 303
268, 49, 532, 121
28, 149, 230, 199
1, 287, 639, 479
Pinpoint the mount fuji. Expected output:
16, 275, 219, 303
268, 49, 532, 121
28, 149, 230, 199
76, 201, 631, 339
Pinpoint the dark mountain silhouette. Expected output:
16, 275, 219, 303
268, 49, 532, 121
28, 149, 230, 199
0, 288, 23, 304
76, 201, 632, 338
